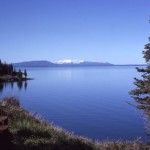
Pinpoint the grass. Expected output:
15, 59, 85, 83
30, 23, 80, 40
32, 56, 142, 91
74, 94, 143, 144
0, 97, 150, 150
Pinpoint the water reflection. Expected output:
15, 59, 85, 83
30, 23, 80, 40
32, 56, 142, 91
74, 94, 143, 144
0, 81, 28, 93
0, 82, 4, 92
11, 82, 14, 89
17, 81, 23, 90
24, 81, 27, 90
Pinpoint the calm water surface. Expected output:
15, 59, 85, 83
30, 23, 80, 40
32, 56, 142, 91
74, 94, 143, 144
0, 66, 148, 141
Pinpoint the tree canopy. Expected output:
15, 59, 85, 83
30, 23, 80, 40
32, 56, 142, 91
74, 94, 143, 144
0, 60, 14, 76
0, 59, 27, 80
129, 26, 150, 137
130, 38, 150, 101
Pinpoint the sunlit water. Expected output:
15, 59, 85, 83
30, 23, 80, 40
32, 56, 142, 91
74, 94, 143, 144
0, 66, 148, 141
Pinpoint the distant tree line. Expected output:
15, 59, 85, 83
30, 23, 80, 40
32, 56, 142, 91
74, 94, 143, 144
0, 59, 27, 79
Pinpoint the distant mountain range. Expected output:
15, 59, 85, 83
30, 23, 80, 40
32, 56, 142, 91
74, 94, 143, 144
12, 60, 146, 67
13, 60, 114, 67
13, 61, 55, 67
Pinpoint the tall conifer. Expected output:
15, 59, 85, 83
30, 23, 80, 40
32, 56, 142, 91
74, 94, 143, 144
130, 37, 150, 103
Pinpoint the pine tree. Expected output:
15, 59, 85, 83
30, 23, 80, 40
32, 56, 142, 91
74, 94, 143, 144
129, 24, 150, 137
24, 69, 27, 79
130, 37, 150, 103
17, 69, 23, 79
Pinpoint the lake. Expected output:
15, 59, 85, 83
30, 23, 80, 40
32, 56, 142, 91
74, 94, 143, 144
0, 66, 148, 141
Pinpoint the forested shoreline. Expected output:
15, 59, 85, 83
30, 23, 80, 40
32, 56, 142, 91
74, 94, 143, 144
0, 60, 29, 82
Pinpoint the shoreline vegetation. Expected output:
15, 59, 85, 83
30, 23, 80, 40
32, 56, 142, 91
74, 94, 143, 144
0, 97, 150, 150
0, 75, 33, 82
0, 59, 32, 82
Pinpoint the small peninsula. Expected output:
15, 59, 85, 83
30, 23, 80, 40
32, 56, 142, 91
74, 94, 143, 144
0, 60, 30, 82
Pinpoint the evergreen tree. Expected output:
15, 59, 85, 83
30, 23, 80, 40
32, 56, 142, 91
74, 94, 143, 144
130, 37, 150, 103
0, 60, 14, 76
0, 59, 2, 75
24, 69, 27, 79
0, 59, 29, 82
13, 69, 17, 76
17, 69, 23, 79
130, 35, 150, 137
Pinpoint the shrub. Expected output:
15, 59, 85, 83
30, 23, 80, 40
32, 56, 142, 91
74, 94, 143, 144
1, 96, 20, 107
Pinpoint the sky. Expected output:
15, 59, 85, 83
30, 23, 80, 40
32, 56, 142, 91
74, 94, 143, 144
0, 0, 150, 64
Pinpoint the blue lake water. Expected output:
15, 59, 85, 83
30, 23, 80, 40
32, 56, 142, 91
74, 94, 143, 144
0, 66, 148, 141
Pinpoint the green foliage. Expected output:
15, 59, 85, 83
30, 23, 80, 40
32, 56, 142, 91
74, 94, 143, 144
0, 59, 28, 80
24, 69, 27, 79
129, 26, 150, 138
130, 37, 150, 99
143, 43, 150, 62
0, 60, 14, 76
17, 69, 23, 79
1, 96, 20, 107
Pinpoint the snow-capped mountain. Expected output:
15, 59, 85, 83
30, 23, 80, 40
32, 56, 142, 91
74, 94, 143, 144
13, 60, 114, 67
55, 59, 113, 65
56, 59, 84, 64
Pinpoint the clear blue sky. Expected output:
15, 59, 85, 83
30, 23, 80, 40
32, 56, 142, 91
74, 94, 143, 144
0, 0, 150, 64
